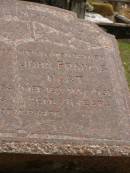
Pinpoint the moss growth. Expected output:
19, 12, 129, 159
91, 2, 114, 16
118, 40, 130, 88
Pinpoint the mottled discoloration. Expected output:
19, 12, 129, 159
0, 0, 129, 157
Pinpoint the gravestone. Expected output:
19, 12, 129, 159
0, 0, 130, 172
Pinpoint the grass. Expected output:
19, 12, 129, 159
118, 40, 130, 88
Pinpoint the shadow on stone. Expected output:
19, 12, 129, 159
0, 153, 130, 173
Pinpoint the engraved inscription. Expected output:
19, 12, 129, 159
0, 44, 115, 138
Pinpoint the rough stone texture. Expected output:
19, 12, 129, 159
0, 0, 130, 157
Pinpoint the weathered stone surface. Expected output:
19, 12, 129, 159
0, 0, 129, 157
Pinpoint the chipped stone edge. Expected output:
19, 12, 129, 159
0, 141, 130, 157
